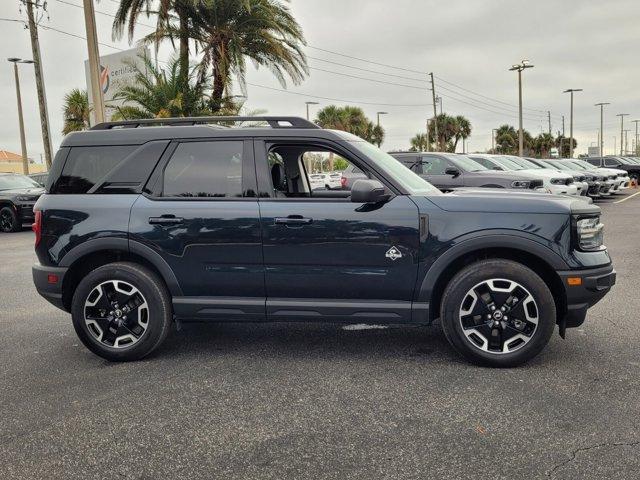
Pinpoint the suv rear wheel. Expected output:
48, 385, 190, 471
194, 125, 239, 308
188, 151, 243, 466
71, 262, 172, 361
440, 259, 556, 367
0, 206, 20, 232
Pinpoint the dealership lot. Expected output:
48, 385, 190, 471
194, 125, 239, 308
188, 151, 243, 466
1, 193, 639, 479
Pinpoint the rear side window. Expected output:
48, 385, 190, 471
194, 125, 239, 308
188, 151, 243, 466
162, 141, 243, 198
53, 146, 135, 194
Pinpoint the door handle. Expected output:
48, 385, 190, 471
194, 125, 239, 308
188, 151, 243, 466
149, 215, 184, 225
274, 215, 313, 226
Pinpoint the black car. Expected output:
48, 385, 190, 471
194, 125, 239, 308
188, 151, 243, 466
0, 173, 44, 233
32, 116, 615, 367
390, 152, 543, 192
586, 156, 640, 179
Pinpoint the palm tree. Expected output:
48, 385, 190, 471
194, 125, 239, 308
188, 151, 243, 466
452, 116, 471, 151
191, 0, 308, 111
111, 55, 210, 119
62, 89, 90, 134
410, 133, 430, 152
112, 0, 197, 86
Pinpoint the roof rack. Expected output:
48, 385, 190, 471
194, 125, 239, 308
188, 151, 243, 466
90, 116, 320, 130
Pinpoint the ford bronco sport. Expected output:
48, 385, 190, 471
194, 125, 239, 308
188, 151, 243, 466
32, 116, 615, 367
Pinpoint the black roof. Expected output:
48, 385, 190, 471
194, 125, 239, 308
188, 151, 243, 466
61, 116, 356, 147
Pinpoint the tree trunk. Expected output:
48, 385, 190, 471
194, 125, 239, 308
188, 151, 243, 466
212, 64, 225, 112
178, 14, 189, 94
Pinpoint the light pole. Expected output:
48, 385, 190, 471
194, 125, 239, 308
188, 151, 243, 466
594, 102, 610, 157
563, 88, 582, 158
492, 129, 497, 152
8, 58, 34, 175
305, 101, 319, 121
616, 113, 629, 155
509, 60, 534, 157
375, 111, 388, 147
633, 120, 640, 155
624, 129, 630, 155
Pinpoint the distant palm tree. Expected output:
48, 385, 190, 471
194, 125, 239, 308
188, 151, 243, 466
453, 116, 471, 151
191, 0, 308, 111
410, 133, 430, 152
111, 55, 210, 119
62, 88, 90, 134
112, 0, 197, 86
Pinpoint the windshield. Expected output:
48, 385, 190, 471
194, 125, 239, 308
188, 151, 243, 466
347, 141, 441, 195
568, 160, 594, 170
490, 156, 526, 171
0, 174, 41, 191
450, 155, 488, 172
515, 158, 544, 169
545, 160, 573, 171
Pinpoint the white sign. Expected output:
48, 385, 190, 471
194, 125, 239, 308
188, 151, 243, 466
85, 46, 149, 124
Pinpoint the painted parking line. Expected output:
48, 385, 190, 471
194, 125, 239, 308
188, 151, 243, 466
614, 190, 640, 204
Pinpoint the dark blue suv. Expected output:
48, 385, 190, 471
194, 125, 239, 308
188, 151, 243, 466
32, 117, 615, 366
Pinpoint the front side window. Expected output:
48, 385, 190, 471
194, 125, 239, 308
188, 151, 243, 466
54, 145, 135, 194
604, 158, 620, 167
162, 141, 243, 198
421, 156, 449, 175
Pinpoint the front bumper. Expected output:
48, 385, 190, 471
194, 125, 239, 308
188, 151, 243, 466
556, 264, 616, 328
549, 184, 578, 196
32, 264, 68, 311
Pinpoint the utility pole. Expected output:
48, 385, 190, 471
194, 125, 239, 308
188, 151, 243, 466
426, 119, 431, 152
492, 129, 497, 152
616, 113, 629, 156
23, 0, 53, 169
547, 111, 551, 135
8, 58, 34, 175
632, 120, 640, 155
563, 89, 582, 158
82, 0, 106, 125
509, 60, 534, 157
594, 103, 610, 157
429, 73, 439, 151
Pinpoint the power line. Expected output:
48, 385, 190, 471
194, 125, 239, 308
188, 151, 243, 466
306, 45, 428, 75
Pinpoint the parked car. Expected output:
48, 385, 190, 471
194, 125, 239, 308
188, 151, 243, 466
308, 171, 342, 190
29, 172, 49, 187
586, 156, 640, 179
32, 116, 615, 367
524, 157, 589, 197
0, 173, 44, 232
469, 154, 577, 196
389, 152, 544, 192
560, 159, 625, 195
340, 164, 367, 189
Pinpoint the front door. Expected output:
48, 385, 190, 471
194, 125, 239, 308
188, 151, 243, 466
254, 139, 420, 322
129, 139, 265, 320
420, 155, 464, 191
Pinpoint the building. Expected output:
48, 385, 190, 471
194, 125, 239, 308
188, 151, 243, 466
0, 150, 47, 174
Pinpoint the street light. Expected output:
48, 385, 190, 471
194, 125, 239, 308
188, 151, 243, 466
632, 120, 640, 156
509, 60, 534, 157
594, 102, 610, 157
305, 101, 319, 121
492, 128, 498, 152
8, 58, 34, 175
563, 88, 583, 158
616, 114, 629, 155
375, 112, 388, 147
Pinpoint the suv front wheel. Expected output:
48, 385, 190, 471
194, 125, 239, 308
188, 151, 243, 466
440, 259, 556, 367
71, 262, 172, 361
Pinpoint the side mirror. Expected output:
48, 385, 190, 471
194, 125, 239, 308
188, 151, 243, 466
350, 179, 390, 204
445, 166, 461, 177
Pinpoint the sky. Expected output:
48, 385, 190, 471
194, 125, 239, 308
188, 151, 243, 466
1, 0, 640, 164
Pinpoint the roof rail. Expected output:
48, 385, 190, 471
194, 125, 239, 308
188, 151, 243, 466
90, 116, 320, 130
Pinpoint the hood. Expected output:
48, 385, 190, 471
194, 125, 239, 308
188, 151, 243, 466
0, 187, 45, 196
517, 169, 572, 180
596, 167, 627, 175
422, 189, 599, 215
474, 170, 539, 181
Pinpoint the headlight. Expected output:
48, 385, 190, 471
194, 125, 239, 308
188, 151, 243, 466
576, 216, 604, 251
511, 180, 531, 188
16, 196, 30, 201
550, 178, 566, 185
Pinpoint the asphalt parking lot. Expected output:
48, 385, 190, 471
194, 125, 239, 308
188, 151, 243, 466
1, 192, 639, 480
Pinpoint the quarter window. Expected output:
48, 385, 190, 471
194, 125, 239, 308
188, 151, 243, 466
54, 146, 135, 194
162, 141, 243, 198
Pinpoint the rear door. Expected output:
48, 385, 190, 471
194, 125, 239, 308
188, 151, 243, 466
254, 139, 420, 323
129, 138, 265, 321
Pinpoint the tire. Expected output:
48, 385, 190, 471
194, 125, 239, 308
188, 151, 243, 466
440, 259, 556, 367
0, 206, 21, 233
71, 262, 172, 361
